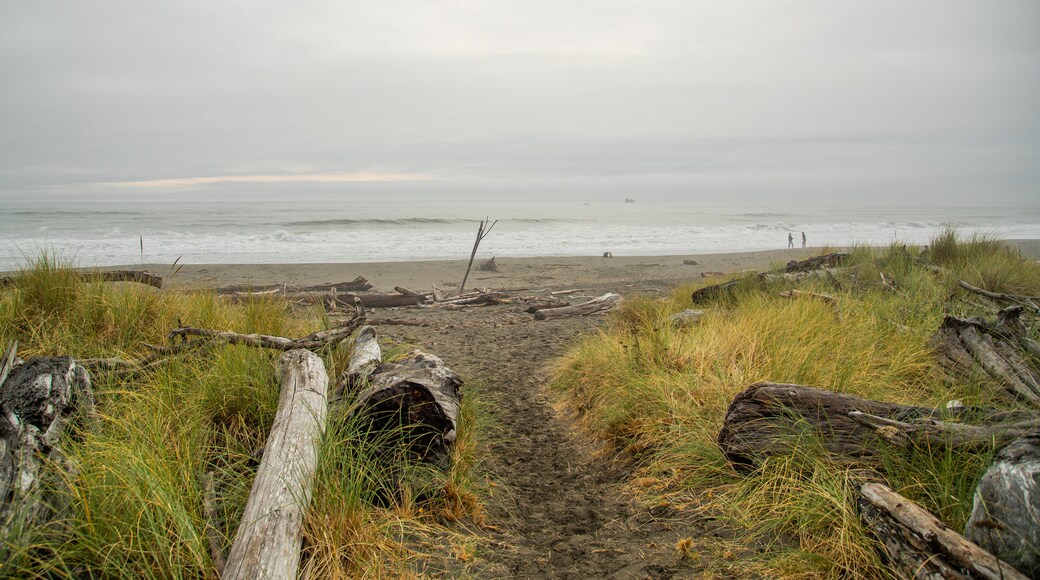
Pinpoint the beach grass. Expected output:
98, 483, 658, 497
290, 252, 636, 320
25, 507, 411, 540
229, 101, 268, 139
549, 231, 1040, 578
0, 253, 485, 578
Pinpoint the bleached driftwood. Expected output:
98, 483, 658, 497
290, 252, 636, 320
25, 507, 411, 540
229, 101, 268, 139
669, 309, 704, 326
337, 293, 426, 308
849, 410, 1040, 451
223, 350, 329, 580
0, 348, 95, 556
333, 325, 381, 402
216, 276, 372, 296
533, 293, 622, 320
957, 280, 1040, 312
859, 482, 1027, 580
778, 289, 838, 306
931, 306, 1040, 405
168, 312, 366, 351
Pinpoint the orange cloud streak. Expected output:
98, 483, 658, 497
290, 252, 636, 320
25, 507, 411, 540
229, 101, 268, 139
107, 172, 431, 187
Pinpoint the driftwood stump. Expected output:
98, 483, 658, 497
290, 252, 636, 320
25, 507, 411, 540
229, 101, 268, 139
931, 306, 1040, 405
223, 350, 329, 580
348, 348, 462, 464
0, 349, 94, 554
964, 435, 1040, 576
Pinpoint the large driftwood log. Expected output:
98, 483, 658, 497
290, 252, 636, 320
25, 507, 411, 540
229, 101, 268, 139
690, 274, 763, 304
859, 482, 1028, 580
223, 350, 329, 580
348, 349, 462, 463
533, 293, 622, 320
965, 435, 1040, 576
931, 306, 1040, 405
718, 382, 934, 470
0, 349, 95, 555
691, 253, 851, 304
0, 269, 163, 289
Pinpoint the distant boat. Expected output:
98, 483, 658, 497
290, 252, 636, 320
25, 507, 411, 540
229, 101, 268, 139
624, 198, 635, 203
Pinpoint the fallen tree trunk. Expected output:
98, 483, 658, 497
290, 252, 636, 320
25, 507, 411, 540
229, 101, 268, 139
965, 435, 1040, 577
0, 269, 163, 289
0, 348, 95, 556
223, 350, 328, 580
931, 306, 1040, 405
859, 482, 1027, 580
533, 293, 622, 320
717, 382, 934, 470
347, 349, 463, 464
690, 274, 763, 304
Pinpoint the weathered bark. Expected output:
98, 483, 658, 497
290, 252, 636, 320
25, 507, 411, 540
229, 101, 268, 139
533, 293, 622, 320
0, 351, 95, 555
202, 471, 228, 577
718, 382, 934, 470
348, 351, 462, 463
333, 325, 381, 403
223, 350, 328, 580
931, 306, 1040, 405
425, 291, 505, 308
859, 482, 1027, 580
0, 269, 163, 289
782, 252, 849, 273
849, 410, 1040, 451
523, 298, 571, 314
965, 435, 1040, 577
168, 312, 365, 351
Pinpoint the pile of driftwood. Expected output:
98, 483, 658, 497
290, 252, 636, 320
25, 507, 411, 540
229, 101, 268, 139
0, 298, 464, 577
699, 252, 1040, 578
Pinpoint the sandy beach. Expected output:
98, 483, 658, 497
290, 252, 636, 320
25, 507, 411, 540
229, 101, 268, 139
98, 238, 1035, 294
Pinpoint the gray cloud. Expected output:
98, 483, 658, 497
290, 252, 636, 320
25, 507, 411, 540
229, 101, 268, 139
1, 0, 1038, 203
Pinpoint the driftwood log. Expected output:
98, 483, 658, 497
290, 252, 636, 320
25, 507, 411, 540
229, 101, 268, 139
859, 482, 1027, 580
931, 306, 1040, 405
346, 339, 462, 464
849, 410, 1040, 451
0, 346, 95, 555
964, 435, 1040, 576
336, 293, 426, 308
692, 253, 851, 304
216, 276, 372, 296
0, 269, 163, 289
783, 252, 849, 273
717, 382, 935, 470
533, 293, 622, 321
169, 312, 366, 351
957, 279, 1040, 313
669, 309, 704, 327
223, 350, 329, 580
333, 325, 381, 403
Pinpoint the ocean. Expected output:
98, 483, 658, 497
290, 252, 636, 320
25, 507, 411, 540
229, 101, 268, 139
2, 193, 1039, 271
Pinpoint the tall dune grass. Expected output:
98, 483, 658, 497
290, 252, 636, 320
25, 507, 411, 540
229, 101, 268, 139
0, 255, 485, 577
550, 232, 1040, 577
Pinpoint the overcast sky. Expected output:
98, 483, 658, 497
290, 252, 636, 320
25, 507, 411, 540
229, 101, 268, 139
1, 1, 1038, 204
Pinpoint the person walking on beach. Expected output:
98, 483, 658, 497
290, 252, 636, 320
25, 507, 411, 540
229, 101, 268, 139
788, 233, 794, 248
801, 232, 806, 248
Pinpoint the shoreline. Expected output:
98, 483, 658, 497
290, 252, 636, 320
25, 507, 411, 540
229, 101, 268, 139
5, 239, 1038, 294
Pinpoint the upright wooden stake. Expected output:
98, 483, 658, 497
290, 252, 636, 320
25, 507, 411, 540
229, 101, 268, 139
459, 217, 497, 295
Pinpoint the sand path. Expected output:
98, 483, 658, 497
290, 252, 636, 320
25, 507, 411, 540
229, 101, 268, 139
384, 296, 715, 578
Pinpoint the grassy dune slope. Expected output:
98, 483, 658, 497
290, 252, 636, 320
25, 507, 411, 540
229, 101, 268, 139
550, 232, 1040, 578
